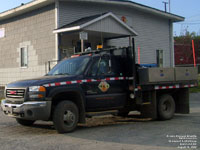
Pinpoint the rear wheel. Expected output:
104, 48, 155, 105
158, 94, 175, 120
53, 100, 79, 133
16, 118, 35, 126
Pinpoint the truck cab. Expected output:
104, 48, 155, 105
1, 47, 198, 133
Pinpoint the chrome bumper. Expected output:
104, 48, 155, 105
1, 100, 51, 121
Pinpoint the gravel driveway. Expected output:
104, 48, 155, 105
0, 93, 199, 150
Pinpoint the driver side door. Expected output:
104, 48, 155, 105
83, 56, 127, 111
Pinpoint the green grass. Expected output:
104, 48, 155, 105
190, 75, 200, 93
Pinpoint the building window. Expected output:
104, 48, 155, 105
21, 47, 28, 67
156, 49, 164, 67
0, 28, 5, 38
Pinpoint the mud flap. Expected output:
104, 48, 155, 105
140, 90, 157, 120
174, 88, 190, 114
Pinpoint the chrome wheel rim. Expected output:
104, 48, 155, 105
63, 110, 76, 127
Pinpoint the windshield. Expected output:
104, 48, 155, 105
47, 56, 90, 76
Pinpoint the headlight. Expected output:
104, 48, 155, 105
29, 86, 46, 99
29, 86, 46, 92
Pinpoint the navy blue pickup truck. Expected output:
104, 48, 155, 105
1, 47, 198, 133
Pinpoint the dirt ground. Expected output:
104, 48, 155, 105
0, 93, 199, 150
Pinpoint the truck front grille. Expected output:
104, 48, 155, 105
6, 89, 25, 99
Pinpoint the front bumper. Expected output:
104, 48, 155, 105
1, 100, 51, 121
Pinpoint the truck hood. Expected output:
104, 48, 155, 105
6, 75, 82, 88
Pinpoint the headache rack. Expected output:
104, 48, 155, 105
74, 47, 132, 56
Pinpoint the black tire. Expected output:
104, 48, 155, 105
16, 118, 35, 126
53, 101, 79, 133
158, 94, 175, 120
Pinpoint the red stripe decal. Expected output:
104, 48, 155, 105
44, 76, 134, 87
115, 77, 119, 80
77, 80, 82, 83
155, 84, 197, 90
87, 79, 92, 82
106, 78, 110, 81
66, 81, 72, 84
55, 83, 61, 86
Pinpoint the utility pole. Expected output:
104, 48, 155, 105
162, 1, 168, 12
168, 0, 171, 13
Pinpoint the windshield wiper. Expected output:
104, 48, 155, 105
54, 73, 70, 76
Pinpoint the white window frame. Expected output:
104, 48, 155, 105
156, 49, 164, 67
20, 46, 28, 68
0, 28, 5, 38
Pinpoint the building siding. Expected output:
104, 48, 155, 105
84, 16, 133, 35
59, 1, 171, 66
0, 5, 55, 86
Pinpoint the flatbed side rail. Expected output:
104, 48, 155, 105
134, 81, 198, 92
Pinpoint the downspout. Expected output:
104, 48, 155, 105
55, 0, 59, 61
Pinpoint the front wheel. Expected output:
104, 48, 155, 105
16, 118, 35, 126
158, 94, 175, 120
53, 100, 79, 133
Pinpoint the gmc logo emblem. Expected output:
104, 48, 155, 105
9, 91, 17, 95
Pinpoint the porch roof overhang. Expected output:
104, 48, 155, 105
53, 12, 138, 37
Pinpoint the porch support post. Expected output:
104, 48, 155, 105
129, 36, 133, 47
81, 39, 84, 53
55, 0, 59, 61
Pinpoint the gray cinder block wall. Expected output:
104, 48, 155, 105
0, 5, 56, 86
0, 87, 4, 99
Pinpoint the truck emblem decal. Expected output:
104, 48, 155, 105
9, 91, 17, 95
98, 81, 110, 92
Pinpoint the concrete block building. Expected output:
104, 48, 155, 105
0, 0, 184, 86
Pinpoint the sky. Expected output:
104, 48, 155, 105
0, 0, 200, 36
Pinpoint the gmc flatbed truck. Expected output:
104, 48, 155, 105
1, 46, 198, 133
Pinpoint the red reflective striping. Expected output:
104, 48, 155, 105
77, 80, 82, 83
154, 84, 196, 90
87, 79, 92, 82
115, 77, 119, 80
55, 83, 61, 86
66, 81, 72, 84
44, 76, 134, 88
